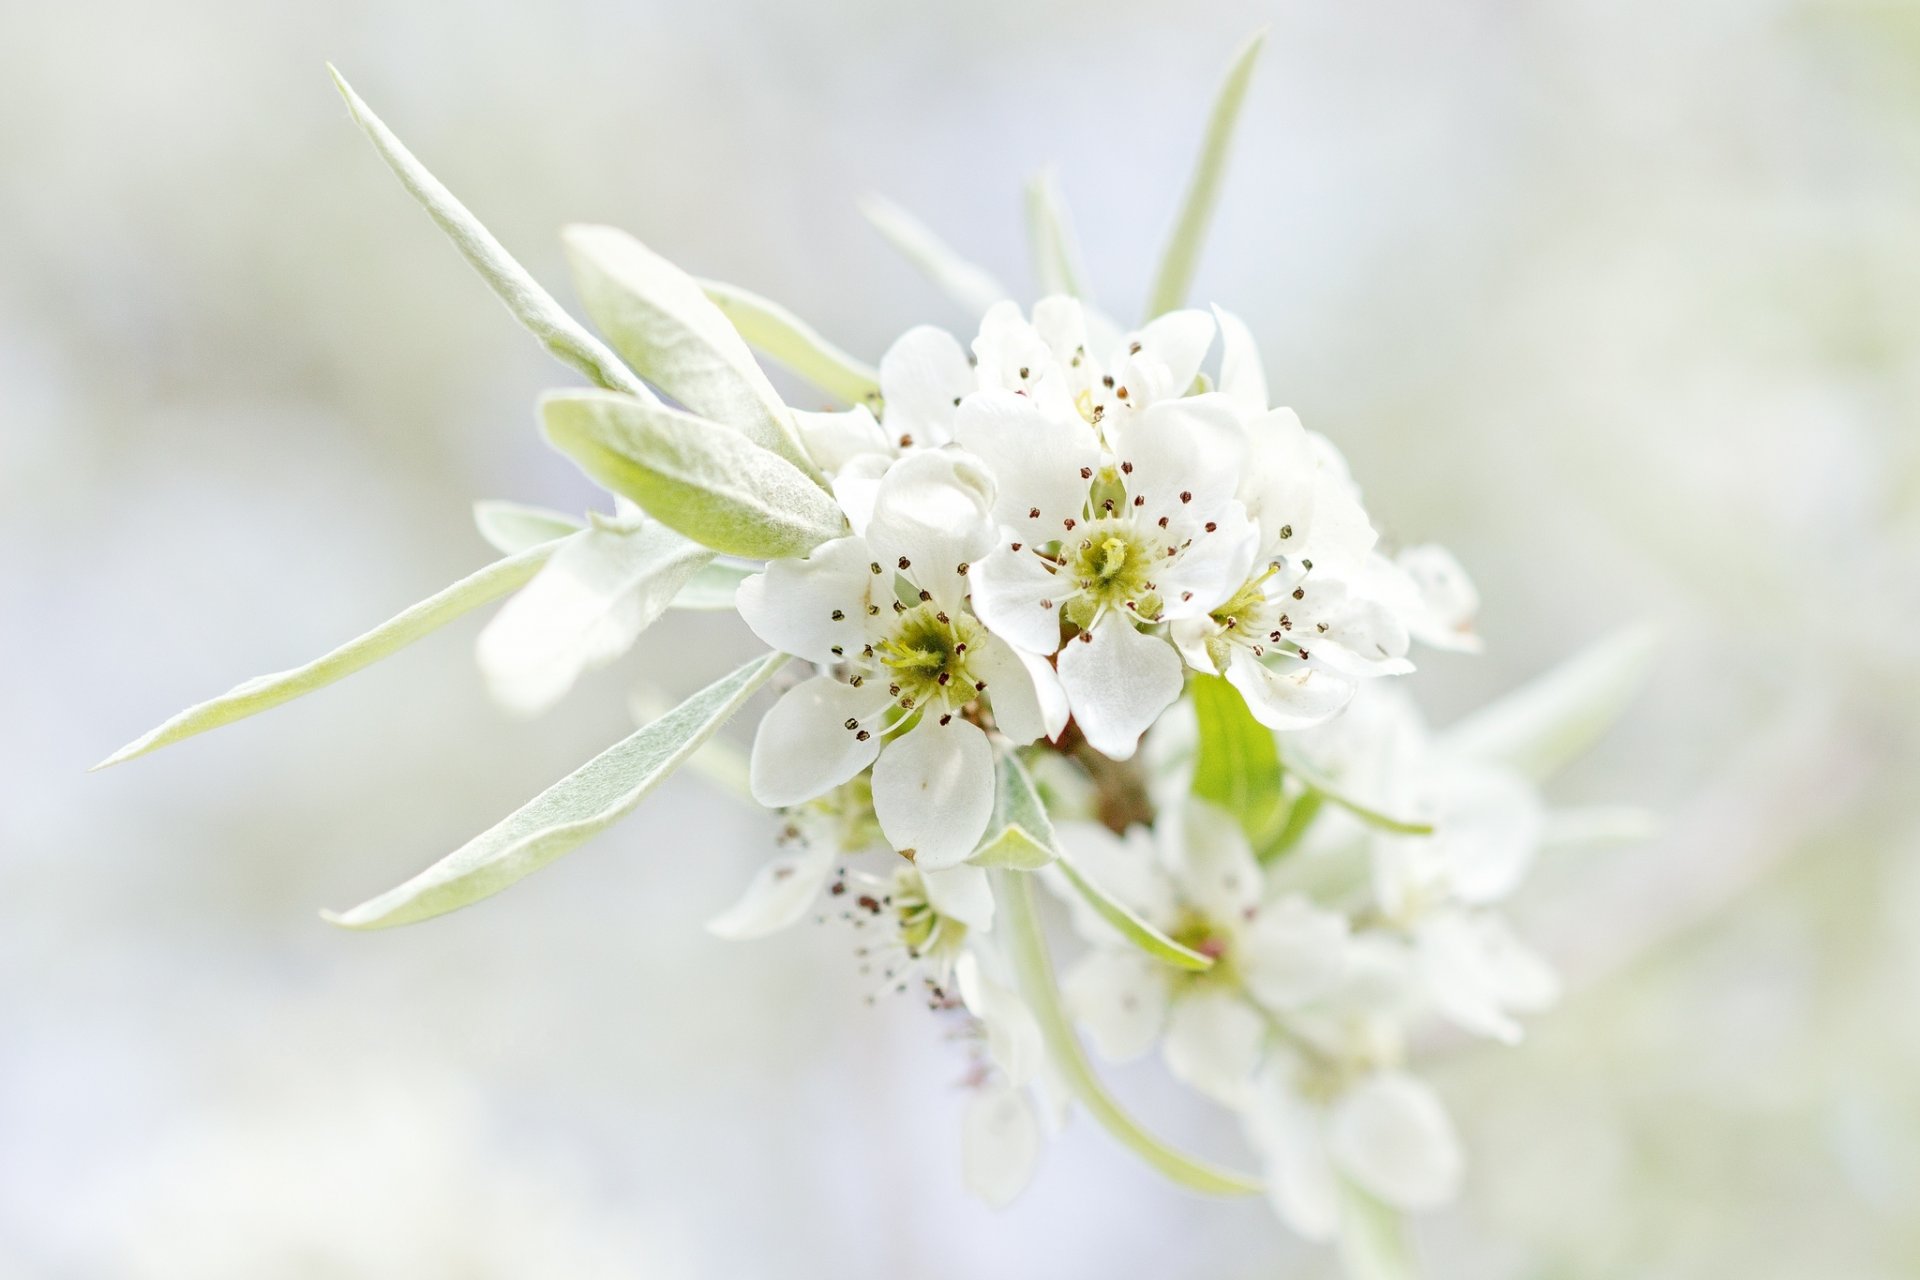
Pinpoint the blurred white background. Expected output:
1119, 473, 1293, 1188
4, 0, 1917, 1275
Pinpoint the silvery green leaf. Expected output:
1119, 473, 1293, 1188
541, 390, 848, 560
700, 279, 882, 409
859, 193, 1009, 320
1439, 624, 1658, 782
476, 520, 714, 715
1337, 1184, 1417, 1280
327, 68, 651, 400
473, 500, 583, 554
1142, 29, 1268, 319
561, 225, 816, 475
1189, 672, 1285, 844
1276, 745, 1435, 837
327, 651, 787, 930
1057, 856, 1215, 972
968, 752, 1060, 870
1024, 168, 1090, 300
669, 560, 755, 611
94, 542, 564, 770
998, 869, 1263, 1197
628, 684, 753, 801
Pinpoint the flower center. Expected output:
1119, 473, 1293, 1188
1169, 908, 1237, 985
875, 602, 981, 710
1062, 518, 1164, 629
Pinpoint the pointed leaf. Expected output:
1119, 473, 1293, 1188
327, 652, 787, 929
1276, 745, 1435, 837
859, 193, 1008, 320
473, 500, 583, 554
95, 543, 564, 770
700, 279, 882, 409
1056, 856, 1215, 973
562, 225, 815, 474
327, 68, 650, 399
1439, 624, 1658, 782
476, 520, 714, 715
968, 751, 1060, 870
541, 390, 848, 559
669, 560, 755, 611
1142, 30, 1267, 319
1190, 672, 1285, 844
998, 869, 1263, 1197
1024, 169, 1090, 300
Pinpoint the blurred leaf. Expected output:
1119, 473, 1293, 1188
476, 520, 714, 715
1439, 624, 1659, 782
542, 390, 848, 559
473, 500, 583, 554
1260, 788, 1324, 862
700, 279, 882, 409
670, 560, 754, 611
998, 869, 1263, 1197
1190, 672, 1285, 844
327, 68, 651, 399
1142, 29, 1267, 320
327, 651, 787, 930
859, 193, 1008, 320
1057, 856, 1215, 973
1024, 169, 1089, 300
94, 542, 564, 770
969, 751, 1061, 870
562, 225, 815, 475
1337, 1183, 1417, 1280
1277, 745, 1435, 836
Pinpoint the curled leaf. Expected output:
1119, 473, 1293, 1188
700, 279, 882, 408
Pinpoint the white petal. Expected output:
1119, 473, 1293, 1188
870, 715, 996, 869
1030, 295, 1089, 368
956, 948, 1041, 1085
1213, 305, 1268, 413
1106, 395, 1244, 524
1156, 504, 1260, 619
829, 455, 889, 537
1054, 821, 1178, 928
1056, 618, 1184, 761
1417, 911, 1558, 1043
970, 545, 1067, 656
748, 677, 887, 808
1297, 469, 1377, 582
1165, 801, 1263, 920
476, 522, 708, 715
1113, 309, 1215, 405
1434, 766, 1545, 905
1248, 1060, 1340, 1241
794, 404, 890, 475
1225, 646, 1356, 732
962, 1082, 1042, 1209
865, 450, 997, 607
969, 633, 1060, 744
879, 324, 973, 446
1326, 1072, 1464, 1212
923, 863, 995, 933
1061, 946, 1171, 1061
952, 388, 1097, 537
705, 839, 837, 940
1378, 544, 1482, 654
1162, 989, 1266, 1108
735, 535, 876, 665
1239, 896, 1351, 1012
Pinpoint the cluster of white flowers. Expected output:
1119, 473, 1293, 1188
101, 47, 1648, 1276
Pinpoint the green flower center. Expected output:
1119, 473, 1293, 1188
875, 602, 982, 709
1061, 518, 1164, 630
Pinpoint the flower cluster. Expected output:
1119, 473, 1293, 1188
98, 42, 1649, 1277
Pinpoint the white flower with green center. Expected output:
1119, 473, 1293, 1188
738, 448, 1066, 868
1055, 804, 1351, 1108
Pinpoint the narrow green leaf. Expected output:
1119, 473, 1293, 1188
473, 500, 583, 554
1024, 169, 1090, 300
669, 560, 755, 611
327, 67, 651, 400
998, 869, 1263, 1197
1190, 672, 1285, 844
327, 652, 787, 930
561, 225, 817, 476
968, 752, 1061, 871
1057, 856, 1214, 973
1338, 1183, 1418, 1280
859, 193, 1009, 320
1142, 30, 1268, 319
1438, 624, 1658, 782
94, 543, 563, 770
541, 390, 848, 560
1259, 788, 1324, 862
1275, 746, 1435, 836
700, 279, 882, 409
